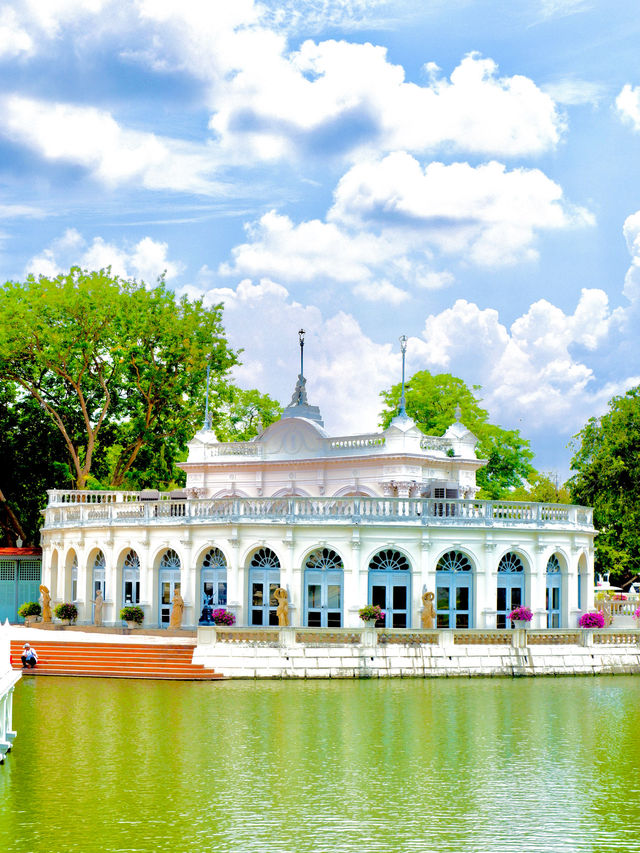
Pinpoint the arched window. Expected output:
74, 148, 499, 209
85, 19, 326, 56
368, 549, 411, 628
123, 549, 140, 605
201, 547, 227, 615
249, 548, 281, 626
436, 551, 472, 572
304, 548, 344, 628
546, 554, 562, 628
159, 549, 181, 626
496, 552, 525, 628
435, 550, 473, 628
498, 552, 524, 573
369, 549, 410, 573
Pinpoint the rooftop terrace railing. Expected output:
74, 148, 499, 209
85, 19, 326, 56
44, 492, 594, 531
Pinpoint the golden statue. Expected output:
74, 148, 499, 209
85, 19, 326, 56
92, 589, 104, 627
169, 591, 184, 629
421, 591, 436, 629
274, 587, 289, 627
40, 585, 52, 623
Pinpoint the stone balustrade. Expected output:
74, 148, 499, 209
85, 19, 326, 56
43, 491, 594, 531
193, 626, 640, 678
0, 621, 20, 764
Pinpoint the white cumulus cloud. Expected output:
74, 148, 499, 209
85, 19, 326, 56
24, 229, 183, 284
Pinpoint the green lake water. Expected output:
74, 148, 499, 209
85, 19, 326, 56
2, 676, 640, 853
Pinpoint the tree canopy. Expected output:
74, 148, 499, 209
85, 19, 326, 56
0, 268, 237, 490
379, 370, 535, 499
569, 385, 640, 582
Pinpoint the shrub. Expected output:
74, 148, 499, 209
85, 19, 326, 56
508, 606, 533, 622
120, 606, 145, 624
54, 602, 78, 622
579, 611, 605, 629
210, 608, 235, 626
358, 604, 385, 622
18, 601, 41, 618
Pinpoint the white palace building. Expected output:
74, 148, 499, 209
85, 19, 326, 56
39, 351, 596, 632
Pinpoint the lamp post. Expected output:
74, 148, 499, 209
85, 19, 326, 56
203, 362, 212, 431
398, 334, 408, 417
298, 328, 305, 377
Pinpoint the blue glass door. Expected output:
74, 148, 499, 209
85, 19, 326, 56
250, 570, 279, 626
546, 555, 562, 628
436, 573, 472, 628
305, 570, 343, 627
496, 575, 524, 628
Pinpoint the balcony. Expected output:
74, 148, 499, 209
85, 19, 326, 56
43, 491, 594, 532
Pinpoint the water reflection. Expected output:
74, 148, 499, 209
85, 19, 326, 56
2, 677, 640, 852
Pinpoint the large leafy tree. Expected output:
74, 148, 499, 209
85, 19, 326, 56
0, 268, 237, 489
0, 380, 71, 545
569, 386, 640, 582
380, 370, 535, 499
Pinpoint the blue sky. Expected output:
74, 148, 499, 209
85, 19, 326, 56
2, 0, 640, 480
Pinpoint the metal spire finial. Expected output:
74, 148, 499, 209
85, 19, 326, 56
398, 334, 408, 417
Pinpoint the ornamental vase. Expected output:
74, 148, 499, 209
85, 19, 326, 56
126, 620, 138, 629
513, 620, 530, 629
362, 619, 378, 628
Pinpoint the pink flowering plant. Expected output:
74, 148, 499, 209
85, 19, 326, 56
508, 606, 533, 622
579, 611, 605, 629
633, 607, 640, 620
359, 605, 385, 622
211, 608, 236, 626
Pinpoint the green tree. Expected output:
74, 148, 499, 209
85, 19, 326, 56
0, 268, 237, 489
569, 386, 640, 583
213, 386, 282, 441
380, 370, 535, 499
510, 471, 571, 504
0, 381, 71, 545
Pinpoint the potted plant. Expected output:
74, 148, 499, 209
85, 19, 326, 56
18, 601, 42, 624
210, 608, 236, 626
54, 602, 78, 625
120, 605, 144, 629
578, 611, 605, 629
508, 606, 533, 629
358, 604, 384, 626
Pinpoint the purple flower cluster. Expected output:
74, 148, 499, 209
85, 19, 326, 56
211, 608, 236, 626
579, 611, 605, 628
633, 607, 640, 620
508, 606, 533, 622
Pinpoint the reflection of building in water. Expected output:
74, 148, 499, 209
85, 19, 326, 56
40, 344, 595, 631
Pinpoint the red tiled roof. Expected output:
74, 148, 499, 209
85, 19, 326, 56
0, 547, 42, 557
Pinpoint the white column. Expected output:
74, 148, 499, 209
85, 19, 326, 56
346, 529, 363, 628
180, 539, 196, 628
481, 543, 497, 629
531, 547, 547, 629
226, 531, 243, 625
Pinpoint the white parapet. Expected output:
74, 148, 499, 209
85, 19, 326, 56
0, 619, 21, 763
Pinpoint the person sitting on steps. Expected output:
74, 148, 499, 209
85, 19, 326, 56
21, 643, 38, 668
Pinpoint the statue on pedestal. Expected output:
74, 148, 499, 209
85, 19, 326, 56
169, 591, 184, 629
40, 585, 52, 623
274, 587, 289, 627
92, 589, 104, 627
421, 591, 436, 629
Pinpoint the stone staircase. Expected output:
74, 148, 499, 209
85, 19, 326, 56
10, 640, 222, 680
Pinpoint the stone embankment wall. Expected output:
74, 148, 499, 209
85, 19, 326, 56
194, 626, 640, 678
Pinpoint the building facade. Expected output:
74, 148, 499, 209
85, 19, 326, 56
39, 378, 595, 630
